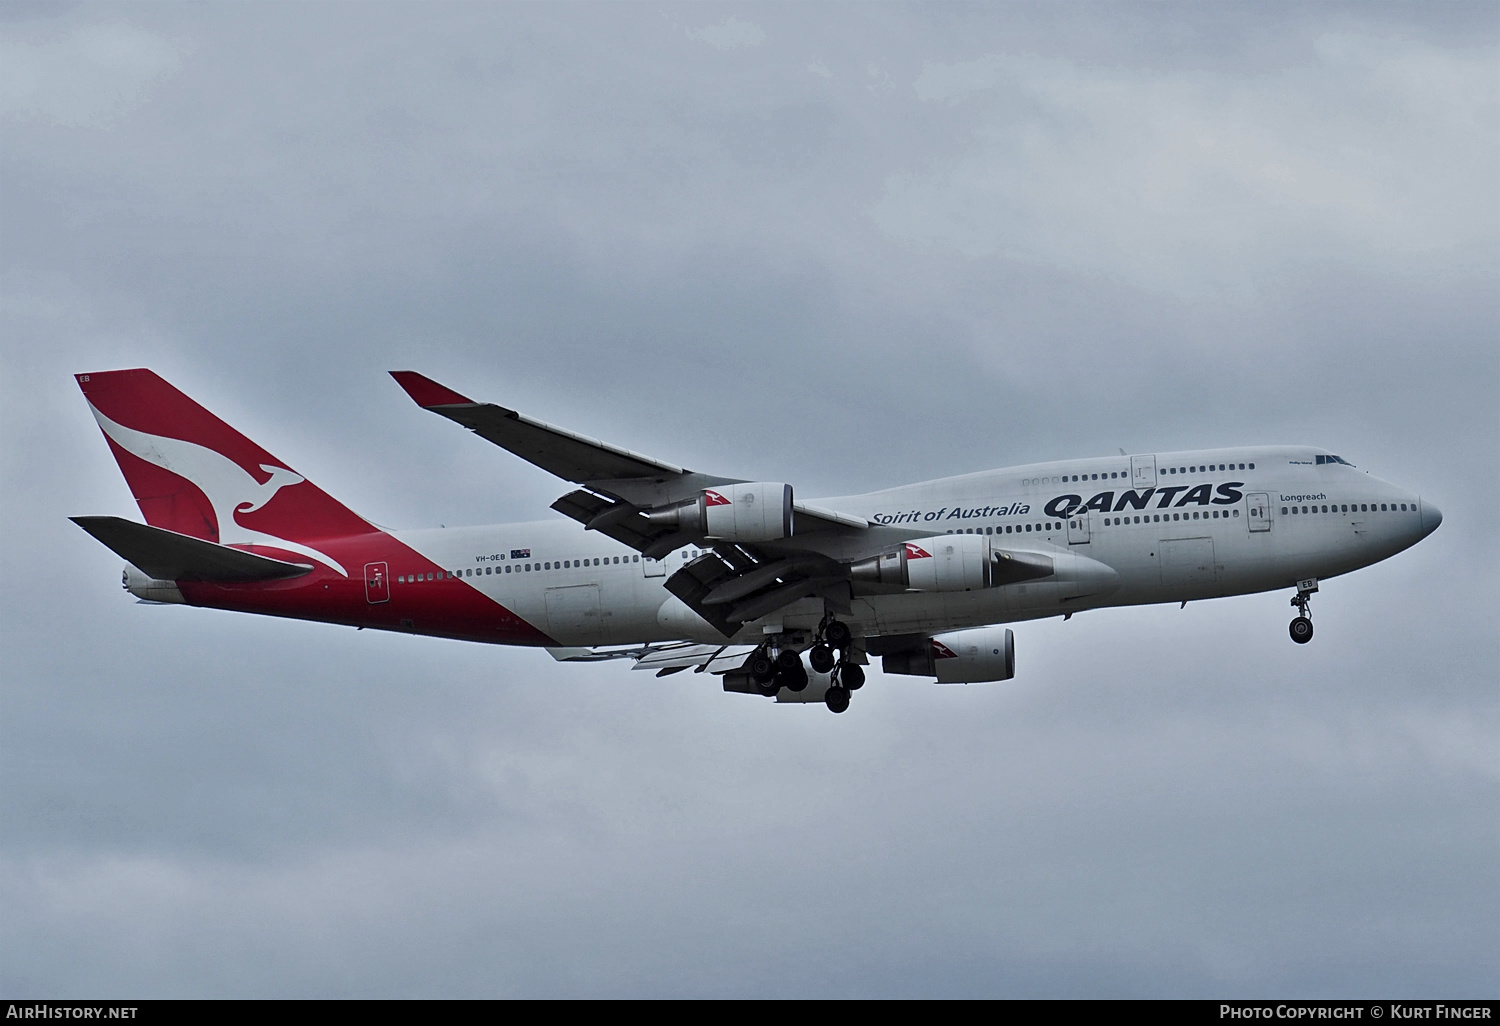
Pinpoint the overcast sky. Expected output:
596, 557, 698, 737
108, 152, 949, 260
2, 1, 1496, 998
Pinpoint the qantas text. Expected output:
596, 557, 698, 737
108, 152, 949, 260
871, 482, 1244, 526
1045, 483, 1244, 518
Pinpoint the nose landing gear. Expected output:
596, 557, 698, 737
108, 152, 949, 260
1289, 578, 1318, 644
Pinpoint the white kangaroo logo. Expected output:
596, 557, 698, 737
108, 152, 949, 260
90, 405, 349, 576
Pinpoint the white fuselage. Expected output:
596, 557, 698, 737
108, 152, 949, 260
390, 446, 1440, 647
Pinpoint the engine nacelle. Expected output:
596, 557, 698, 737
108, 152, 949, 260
882, 626, 1015, 684
850, 536, 1055, 592
849, 535, 989, 591
643, 482, 793, 543
123, 565, 186, 604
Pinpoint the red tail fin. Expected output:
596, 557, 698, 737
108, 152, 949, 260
77, 370, 374, 553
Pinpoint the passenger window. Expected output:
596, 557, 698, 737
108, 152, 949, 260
1282, 507, 1288, 515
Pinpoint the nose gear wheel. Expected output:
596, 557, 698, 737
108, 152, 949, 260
1289, 579, 1318, 644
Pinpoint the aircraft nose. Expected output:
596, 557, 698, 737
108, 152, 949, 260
1421, 499, 1442, 536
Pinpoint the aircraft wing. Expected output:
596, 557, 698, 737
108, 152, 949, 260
546, 641, 758, 676
389, 371, 706, 485
392, 371, 874, 634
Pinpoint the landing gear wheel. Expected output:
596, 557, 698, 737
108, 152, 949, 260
825, 621, 852, 649
749, 652, 776, 684
824, 685, 850, 714
775, 649, 802, 673
840, 663, 865, 690
808, 644, 836, 674
1288, 580, 1317, 645
778, 664, 809, 693
756, 679, 781, 697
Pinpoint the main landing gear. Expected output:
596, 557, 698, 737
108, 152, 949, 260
1289, 578, 1318, 644
818, 617, 863, 715
749, 618, 866, 713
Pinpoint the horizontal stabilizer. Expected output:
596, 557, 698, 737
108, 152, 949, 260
71, 516, 314, 582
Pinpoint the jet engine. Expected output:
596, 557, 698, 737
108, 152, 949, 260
643, 482, 793, 543
848, 535, 1052, 592
881, 626, 1015, 684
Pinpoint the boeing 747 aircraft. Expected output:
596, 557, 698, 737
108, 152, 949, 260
73, 369, 1441, 713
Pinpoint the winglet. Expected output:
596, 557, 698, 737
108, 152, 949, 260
389, 371, 476, 407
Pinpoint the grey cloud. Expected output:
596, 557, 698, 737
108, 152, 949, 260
1, 0, 1495, 998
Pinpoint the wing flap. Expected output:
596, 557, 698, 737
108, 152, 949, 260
665, 547, 850, 637
792, 502, 870, 531
72, 516, 313, 582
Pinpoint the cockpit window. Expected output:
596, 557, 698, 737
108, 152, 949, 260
1315, 454, 1355, 466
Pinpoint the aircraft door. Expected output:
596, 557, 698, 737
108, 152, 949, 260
1247, 493, 1272, 533
1067, 512, 1091, 545
1131, 454, 1157, 489
642, 556, 666, 578
364, 562, 390, 604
